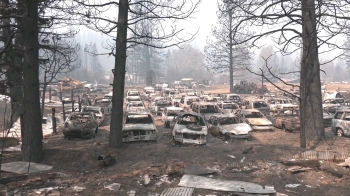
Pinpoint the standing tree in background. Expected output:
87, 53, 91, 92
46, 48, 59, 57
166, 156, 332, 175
39, 33, 80, 118
70, 0, 201, 148
205, 0, 252, 93
229, 0, 350, 148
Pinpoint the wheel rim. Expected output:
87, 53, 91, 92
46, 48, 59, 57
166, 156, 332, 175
337, 129, 343, 137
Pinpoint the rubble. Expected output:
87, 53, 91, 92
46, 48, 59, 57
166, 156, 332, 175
178, 174, 276, 194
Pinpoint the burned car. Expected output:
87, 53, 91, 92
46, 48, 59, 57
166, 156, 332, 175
236, 109, 273, 131
332, 109, 350, 137
123, 112, 157, 142
217, 101, 240, 114
172, 112, 207, 145
155, 100, 172, 116
125, 96, 142, 105
268, 97, 299, 112
63, 112, 99, 139
81, 106, 105, 125
126, 101, 145, 112
94, 98, 112, 114
162, 106, 184, 128
192, 102, 221, 121
267, 110, 300, 132
208, 115, 252, 140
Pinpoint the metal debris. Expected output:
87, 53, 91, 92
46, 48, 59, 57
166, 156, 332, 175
178, 174, 276, 194
292, 151, 349, 163
104, 183, 121, 191
285, 184, 301, 188
160, 187, 194, 196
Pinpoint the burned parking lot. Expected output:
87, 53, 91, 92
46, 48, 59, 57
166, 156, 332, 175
1, 84, 350, 196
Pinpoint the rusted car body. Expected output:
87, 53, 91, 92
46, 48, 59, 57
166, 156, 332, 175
268, 97, 299, 112
242, 98, 270, 114
94, 98, 112, 114
267, 110, 300, 132
332, 109, 350, 137
236, 109, 273, 131
217, 101, 240, 114
192, 102, 221, 121
172, 112, 207, 145
208, 114, 252, 140
162, 107, 185, 128
155, 100, 172, 116
63, 112, 99, 139
81, 106, 105, 125
123, 112, 157, 142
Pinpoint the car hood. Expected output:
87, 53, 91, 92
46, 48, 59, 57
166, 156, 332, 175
246, 118, 272, 126
175, 124, 207, 135
123, 124, 156, 131
221, 124, 252, 134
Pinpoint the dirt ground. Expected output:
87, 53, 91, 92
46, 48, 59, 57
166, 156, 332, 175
0, 85, 350, 196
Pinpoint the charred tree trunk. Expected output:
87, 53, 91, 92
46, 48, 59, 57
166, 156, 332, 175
109, 0, 128, 148
300, 0, 324, 148
41, 72, 47, 119
145, 45, 152, 86
229, 10, 234, 93
21, 0, 44, 162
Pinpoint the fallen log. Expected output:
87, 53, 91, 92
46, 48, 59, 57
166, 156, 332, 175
321, 167, 343, 178
280, 160, 320, 168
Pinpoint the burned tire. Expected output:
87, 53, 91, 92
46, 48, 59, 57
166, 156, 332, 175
336, 128, 344, 137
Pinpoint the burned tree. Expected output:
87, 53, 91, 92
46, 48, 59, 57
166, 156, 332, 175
228, 0, 350, 148
68, 0, 201, 148
204, 0, 252, 93
39, 33, 80, 118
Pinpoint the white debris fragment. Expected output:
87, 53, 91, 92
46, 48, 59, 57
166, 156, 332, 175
241, 157, 246, 163
104, 183, 121, 191
285, 184, 301, 188
143, 174, 151, 185
73, 186, 86, 192
228, 155, 235, 158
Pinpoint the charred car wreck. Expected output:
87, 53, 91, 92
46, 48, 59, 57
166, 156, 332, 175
123, 112, 157, 142
63, 112, 99, 139
172, 112, 207, 145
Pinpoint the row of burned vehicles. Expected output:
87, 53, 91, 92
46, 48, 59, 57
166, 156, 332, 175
122, 89, 310, 145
